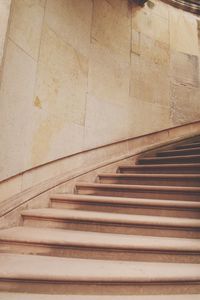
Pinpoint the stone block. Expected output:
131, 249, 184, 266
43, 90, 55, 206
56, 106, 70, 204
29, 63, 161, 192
140, 34, 170, 66
88, 42, 130, 106
171, 51, 199, 87
84, 95, 131, 149
45, 0, 92, 57
170, 83, 200, 126
146, 0, 169, 19
35, 24, 88, 126
169, 8, 199, 56
9, 0, 44, 60
30, 118, 85, 168
92, 0, 131, 61
129, 98, 171, 136
130, 53, 170, 106
31, 24, 87, 166
132, 5, 169, 44
0, 40, 37, 180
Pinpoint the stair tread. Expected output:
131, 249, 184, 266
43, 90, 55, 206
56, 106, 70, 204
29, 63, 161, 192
1, 293, 200, 300
22, 208, 200, 228
51, 193, 200, 208
76, 182, 200, 192
1, 226, 200, 251
183, 140, 200, 144
158, 147, 200, 154
177, 142, 200, 148
139, 154, 200, 160
99, 173, 200, 179
1, 253, 200, 282
119, 163, 200, 168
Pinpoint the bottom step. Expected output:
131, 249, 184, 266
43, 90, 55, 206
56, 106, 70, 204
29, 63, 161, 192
0, 254, 200, 295
1, 294, 200, 299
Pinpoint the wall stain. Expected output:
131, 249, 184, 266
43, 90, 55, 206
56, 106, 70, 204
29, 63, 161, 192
34, 96, 42, 109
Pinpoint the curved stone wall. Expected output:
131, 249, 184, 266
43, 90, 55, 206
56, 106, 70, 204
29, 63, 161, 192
0, 0, 200, 184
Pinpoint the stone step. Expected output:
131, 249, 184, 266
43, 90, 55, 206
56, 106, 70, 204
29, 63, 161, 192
138, 155, 200, 165
1, 294, 200, 300
75, 182, 200, 201
118, 163, 200, 174
98, 173, 200, 187
157, 147, 200, 157
0, 253, 200, 294
21, 208, 200, 238
176, 142, 200, 150
1, 227, 200, 263
51, 193, 200, 219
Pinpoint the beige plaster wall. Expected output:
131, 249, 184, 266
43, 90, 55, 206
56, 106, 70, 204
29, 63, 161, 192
0, 0, 200, 182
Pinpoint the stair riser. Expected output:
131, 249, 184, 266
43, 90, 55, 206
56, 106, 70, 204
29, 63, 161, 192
1, 280, 200, 295
76, 188, 200, 202
119, 167, 200, 174
0, 243, 200, 264
51, 200, 200, 219
138, 157, 200, 165
22, 218, 200, 239
157, 149, 200, 157
99, 177, 200, 187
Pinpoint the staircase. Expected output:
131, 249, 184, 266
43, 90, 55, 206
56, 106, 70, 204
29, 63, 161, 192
1, 136, 200, 299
